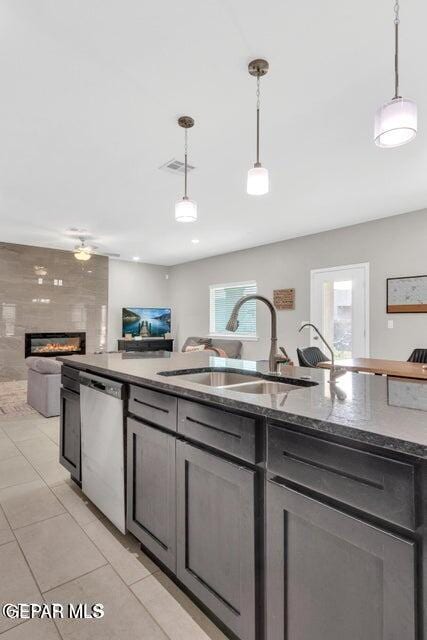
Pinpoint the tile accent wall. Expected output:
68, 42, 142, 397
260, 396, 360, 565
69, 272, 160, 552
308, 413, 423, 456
0, 242, 108, 381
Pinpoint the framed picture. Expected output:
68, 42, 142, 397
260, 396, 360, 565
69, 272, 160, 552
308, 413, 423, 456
386, 275, 427, 313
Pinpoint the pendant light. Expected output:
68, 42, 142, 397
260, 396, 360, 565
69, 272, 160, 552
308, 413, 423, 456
247, 59, 269, 195
175, 116, 197, 222
374, 0, 417, 148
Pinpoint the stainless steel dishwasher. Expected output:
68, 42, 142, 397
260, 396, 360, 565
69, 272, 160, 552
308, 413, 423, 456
80, 372, 126, 533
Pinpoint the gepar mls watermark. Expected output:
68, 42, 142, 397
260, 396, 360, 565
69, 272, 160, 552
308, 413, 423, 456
2, 603, 104, 620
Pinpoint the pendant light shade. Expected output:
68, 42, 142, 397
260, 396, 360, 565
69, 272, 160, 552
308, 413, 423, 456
374, 97, 417, 148
175, 197, 198, 222
175, 116, 197, 222
247, 165, 269, 195
247, 59, 269, 195
374, 0, 417, 148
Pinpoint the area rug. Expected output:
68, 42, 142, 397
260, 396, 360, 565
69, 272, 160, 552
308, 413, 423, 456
0, 380, 37, 416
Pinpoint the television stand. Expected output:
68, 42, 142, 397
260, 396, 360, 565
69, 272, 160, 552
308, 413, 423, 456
117, 338, 174, 353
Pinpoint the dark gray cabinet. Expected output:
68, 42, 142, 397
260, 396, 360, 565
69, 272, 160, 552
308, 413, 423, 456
127, 418, 176, 571
118, 338, 174, 352
176, 440, 256, 640
266, 479, 416, 640
59, 387, 81, 481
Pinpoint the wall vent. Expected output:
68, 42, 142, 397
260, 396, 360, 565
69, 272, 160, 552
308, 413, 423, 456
159, 158, 195, 175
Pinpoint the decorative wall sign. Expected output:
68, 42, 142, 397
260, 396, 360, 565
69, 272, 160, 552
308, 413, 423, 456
274, 288, 295, 310
387, 275, 427, 313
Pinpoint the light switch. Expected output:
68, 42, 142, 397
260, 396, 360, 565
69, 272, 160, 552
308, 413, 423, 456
387, 319, 394, 329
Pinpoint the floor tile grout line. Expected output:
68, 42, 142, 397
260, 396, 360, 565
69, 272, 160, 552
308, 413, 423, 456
11, 431, 68, 492
0, 476, 46, 495
0, 440, 97, 637
7, 421, 171, 636
12, 509, 68, 534
0, 452, 22, 465
40, 561, 109, 596
0, 504, 47, 613
127, 567, 161, 587
57, 490, 171, 638
1, 417, 208, 640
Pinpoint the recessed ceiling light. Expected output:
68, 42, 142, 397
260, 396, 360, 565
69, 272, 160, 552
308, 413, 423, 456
191, 238, 199, 244
132, 256, 140, 261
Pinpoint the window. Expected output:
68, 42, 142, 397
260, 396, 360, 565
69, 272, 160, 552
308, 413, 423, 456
209, 281, 257, 338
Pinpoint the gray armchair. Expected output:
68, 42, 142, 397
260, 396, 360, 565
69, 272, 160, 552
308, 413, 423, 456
25, 357, 62, 417
182, 336, 242, 359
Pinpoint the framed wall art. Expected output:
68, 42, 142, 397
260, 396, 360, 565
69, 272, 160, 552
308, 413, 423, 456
386, 275, 427, 313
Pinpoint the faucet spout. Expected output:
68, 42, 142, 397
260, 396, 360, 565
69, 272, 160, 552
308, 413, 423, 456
299, 322, 345, 380
226, 294, 283, 373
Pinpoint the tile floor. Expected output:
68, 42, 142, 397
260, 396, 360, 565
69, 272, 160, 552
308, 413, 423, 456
0, 413, 227, 640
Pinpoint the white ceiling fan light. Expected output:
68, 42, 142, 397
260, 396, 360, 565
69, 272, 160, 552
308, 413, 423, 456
247, 59, 270, 195
175, 116, 198, 222
374, 0, 417, 148
73, 237, 92, 261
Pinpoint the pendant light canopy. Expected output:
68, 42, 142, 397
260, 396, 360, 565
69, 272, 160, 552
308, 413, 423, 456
175, 116, 197, 222
374, 0, 417, 148
247, 59, 269, 195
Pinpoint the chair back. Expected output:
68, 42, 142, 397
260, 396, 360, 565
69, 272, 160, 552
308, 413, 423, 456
407, 349, 427, 364
297, 346, 330, 368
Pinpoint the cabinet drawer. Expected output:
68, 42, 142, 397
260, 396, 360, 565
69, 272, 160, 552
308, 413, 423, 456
267, 424, 416, 530
178, 399, 256, 464
61, 366, 80, 393
129, 385, 177, 431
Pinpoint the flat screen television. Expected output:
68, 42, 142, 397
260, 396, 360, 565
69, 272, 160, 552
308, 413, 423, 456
122, 307, 171, 338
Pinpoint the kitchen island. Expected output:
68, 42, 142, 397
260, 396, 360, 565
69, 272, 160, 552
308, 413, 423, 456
58, 351, 427, 640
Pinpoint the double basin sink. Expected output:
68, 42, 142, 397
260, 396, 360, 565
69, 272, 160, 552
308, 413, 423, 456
158, 368, 318, 396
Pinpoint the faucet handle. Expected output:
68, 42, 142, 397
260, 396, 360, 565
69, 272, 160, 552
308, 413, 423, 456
277, 346, 292, 365
279, 346, 290, 359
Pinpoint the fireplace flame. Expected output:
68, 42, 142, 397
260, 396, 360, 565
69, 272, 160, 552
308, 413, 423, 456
33, 343, 79, 353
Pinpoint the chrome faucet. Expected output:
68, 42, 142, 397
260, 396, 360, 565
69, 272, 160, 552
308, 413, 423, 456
299, 322, 345, 380
226, 294, 287, 374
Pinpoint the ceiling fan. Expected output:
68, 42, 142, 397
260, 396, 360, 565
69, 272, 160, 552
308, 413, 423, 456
67, 229, 120, 262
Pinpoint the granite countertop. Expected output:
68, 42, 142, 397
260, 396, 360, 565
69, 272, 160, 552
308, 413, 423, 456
58, 351, 427, 459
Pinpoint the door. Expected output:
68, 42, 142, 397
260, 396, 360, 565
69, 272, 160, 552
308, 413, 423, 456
311, 263, 369, 358
266, 480, 416, 640
59, 387, 81, 481
176, 441, 256, 640
127, 418, 176, 571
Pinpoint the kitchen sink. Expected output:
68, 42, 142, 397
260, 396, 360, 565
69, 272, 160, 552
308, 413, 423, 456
225, 380, 301, 394
158, 368, 318, 395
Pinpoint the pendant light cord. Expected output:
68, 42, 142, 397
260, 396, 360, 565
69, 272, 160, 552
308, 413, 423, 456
184, 128, 188, 199
256, 75, 261, 165
394, 0, 400, 99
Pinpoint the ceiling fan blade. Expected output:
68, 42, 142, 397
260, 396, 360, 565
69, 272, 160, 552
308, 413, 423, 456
100, 251, 121, 258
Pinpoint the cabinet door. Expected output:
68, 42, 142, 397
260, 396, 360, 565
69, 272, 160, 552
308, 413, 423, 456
176, 441, 256, 640
59, 388, 81, 481
127, 418, 176, 571
266, 480, 416, 640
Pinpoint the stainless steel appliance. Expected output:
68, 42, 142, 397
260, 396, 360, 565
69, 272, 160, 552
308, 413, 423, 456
80, 372, 126, 533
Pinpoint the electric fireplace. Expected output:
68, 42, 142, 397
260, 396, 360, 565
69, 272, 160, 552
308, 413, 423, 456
25, 332, 86, 358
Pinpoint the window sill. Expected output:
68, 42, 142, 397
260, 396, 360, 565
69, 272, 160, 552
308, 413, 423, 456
208, 334, 259, 342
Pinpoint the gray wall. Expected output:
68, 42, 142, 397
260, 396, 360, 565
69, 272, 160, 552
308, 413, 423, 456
0, 243, 108, 381
108, 260, 170, 351
170, 209, 427, 362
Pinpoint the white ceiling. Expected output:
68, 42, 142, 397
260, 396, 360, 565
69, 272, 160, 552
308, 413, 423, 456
0, 0, 426, 265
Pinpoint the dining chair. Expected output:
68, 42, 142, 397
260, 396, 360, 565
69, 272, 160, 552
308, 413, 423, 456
297, 347, 330, 368
407, 349, 427, 364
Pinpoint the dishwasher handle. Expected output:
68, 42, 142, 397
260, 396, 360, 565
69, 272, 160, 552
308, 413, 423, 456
80, 372, 124, 400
